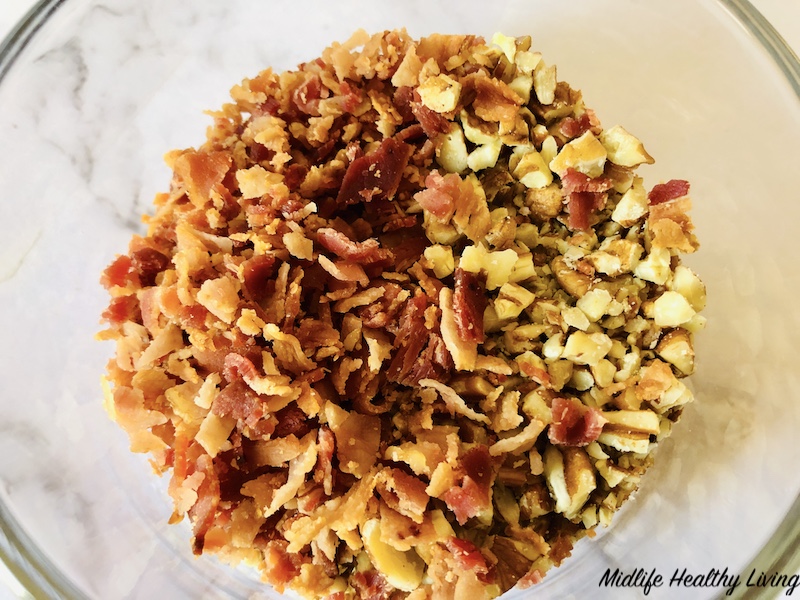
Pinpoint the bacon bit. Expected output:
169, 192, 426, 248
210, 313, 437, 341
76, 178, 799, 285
102, 295, 140, 326
517, 568, 545, 589
414, 171, 456, 221
101, 254, 134, 289
173, 149, 232, 207
393, 86, 416, 122
351, 570, 390, 600
338, 80, 363, 113
241, 254, 277, 301
336, 137, 413, 205
394, 123, 426, 143
190, 454, 221, 554
411, 94, 452, 138
445, 537, 489, 575
558, 109, 601, 139
404, 332, 454, 385
284, 164, 308, 191
463, 72, 523, 124
547, 397, 607, 447
291, 74, 322, 116
453, 268, 486, 343
264, 539, 303, 591
648, 179, 689, 205
386, 292, 429, 384
378, 469, 430, 524
561, 168, 613, 195
566, 191, 602, 231
212, 380, 262, 422
442, 474, 489, 525
316, 228, 393, 265
131, 248, 170, 287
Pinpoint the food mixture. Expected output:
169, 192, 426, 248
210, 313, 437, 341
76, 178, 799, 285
99, 30, 706, 600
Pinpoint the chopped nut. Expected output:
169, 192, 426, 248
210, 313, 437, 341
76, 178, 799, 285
494, 282, 536, 320
549, 131, 607, 178
600, 126, 655, 167
423, 244, 455, 278
653, 291, 696, 327
417, 73, 462, 113
562, 331, 613, 366
655, 329, 695, 375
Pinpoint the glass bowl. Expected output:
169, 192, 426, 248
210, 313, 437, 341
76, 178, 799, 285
1, 0, 799, 598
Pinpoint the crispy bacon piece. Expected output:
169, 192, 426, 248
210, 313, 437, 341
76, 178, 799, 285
212, 380, 262, 422
291, 74, 322, 115
264, 539, 303, 590
648, 179, 690, 205
351, 570, 390, 600
547, 397, 607, 447
336, 137, 413, 205
316, 228, 393, 265
562, 169, 612, 231
445, 537, 489, 575
102, 295, 140, 326
415, 171, 457, 221
393, 86, 416, 122
462, 73, 523, 124
386, 293, 430, 385
242, 254, 277, 301
453, 268, 486, 343
101, 254, 134, 289
173, 149, 232, 207
411, 94, 452, 138
442, 445, 494, 525
131, 247, 170, 287
566, 191, 606, 231
190, 454, 220, 554
561, 168, 613, 195
558, 109, 600, 139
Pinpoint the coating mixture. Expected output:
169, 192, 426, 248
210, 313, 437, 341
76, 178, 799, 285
99, 30, 706, 600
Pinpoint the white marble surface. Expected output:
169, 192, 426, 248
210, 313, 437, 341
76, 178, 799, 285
0, 1, 799, 599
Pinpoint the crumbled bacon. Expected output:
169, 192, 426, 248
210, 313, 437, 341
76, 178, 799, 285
547, 397, 607, 447
453, 268, 486, 343
101, 254, 134, 289
242, 254, 277, 301
566, 191, 605, 231
316, 228, 393, 265
558, 109, 600, 139
648, 179, 690, 205
336, 137, 413, 205
414, 171, 457, 221
351, 570, 391, 600
445, 537, 490, 574
441, 446, 494, 525
561, 168, 613, 195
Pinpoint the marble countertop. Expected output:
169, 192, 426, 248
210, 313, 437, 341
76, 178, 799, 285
0, 1, 798, 599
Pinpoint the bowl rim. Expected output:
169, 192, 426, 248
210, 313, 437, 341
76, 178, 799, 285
0, 0, 798, 598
